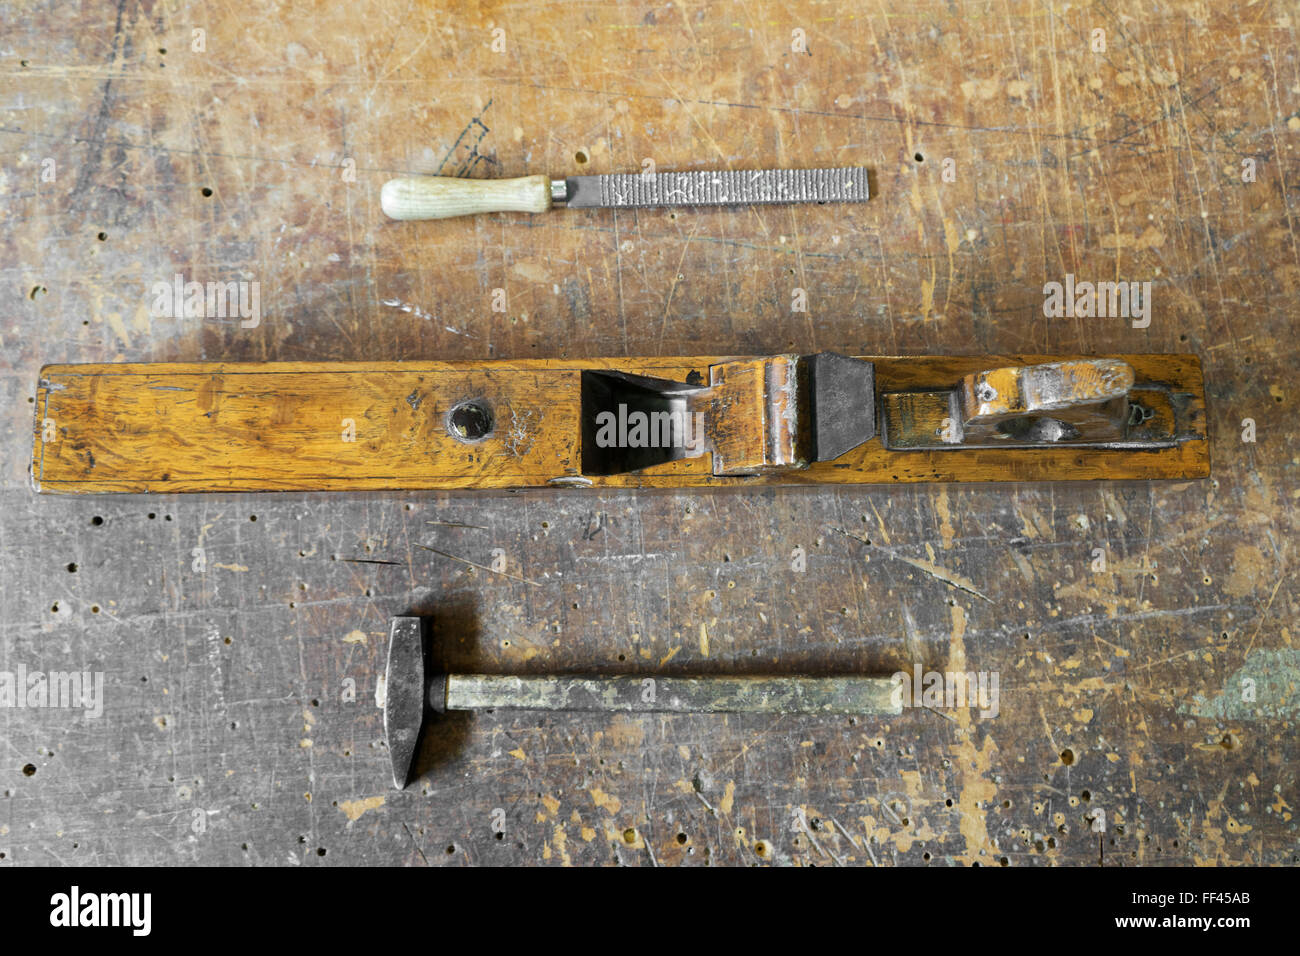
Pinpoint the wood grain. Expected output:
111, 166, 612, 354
32, 354, 1208, 492
704, 355, 805, 474
1, 0, 1294, 868
380, 174, 552, 221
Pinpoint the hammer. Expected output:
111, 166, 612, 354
384, 616, 900, 789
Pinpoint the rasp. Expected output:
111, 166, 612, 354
380, 166, 870, 221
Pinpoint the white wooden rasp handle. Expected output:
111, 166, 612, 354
380, 175, 552, 221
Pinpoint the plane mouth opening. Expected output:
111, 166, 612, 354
579, 369, 708, 476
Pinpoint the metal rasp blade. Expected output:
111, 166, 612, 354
561, 166, 869, 209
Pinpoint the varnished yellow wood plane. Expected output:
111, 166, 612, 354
31, 353, 1207, 494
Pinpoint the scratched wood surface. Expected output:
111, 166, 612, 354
30, 353, 1207, 491
1, 0, 1296, 866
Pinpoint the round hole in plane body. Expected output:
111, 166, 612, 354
446, 399, 494, 443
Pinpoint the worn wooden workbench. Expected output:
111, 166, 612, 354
1, 0, 1295, 866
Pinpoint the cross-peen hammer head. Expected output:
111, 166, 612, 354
383, 616, 446, 790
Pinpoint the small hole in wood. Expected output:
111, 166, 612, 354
447, 400, 494, 443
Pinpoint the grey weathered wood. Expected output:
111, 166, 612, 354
0, 0, 1295, 868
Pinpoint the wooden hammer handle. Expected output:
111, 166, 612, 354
380, 174, 552, 221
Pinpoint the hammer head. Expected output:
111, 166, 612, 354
384, 616, 446, 789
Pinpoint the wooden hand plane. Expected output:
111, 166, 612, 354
30, 353, 1207, 494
